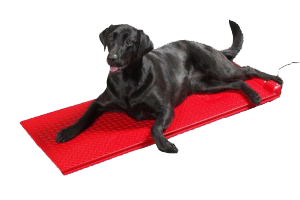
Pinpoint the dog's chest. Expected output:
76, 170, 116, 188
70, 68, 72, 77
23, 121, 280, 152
125, 102, 157, 121
108, 74, 157, 120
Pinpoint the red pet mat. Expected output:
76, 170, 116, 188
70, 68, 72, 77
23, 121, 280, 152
21, 78, 282, 175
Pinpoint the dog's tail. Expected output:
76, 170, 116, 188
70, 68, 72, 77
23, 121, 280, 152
221, 20, 244, 61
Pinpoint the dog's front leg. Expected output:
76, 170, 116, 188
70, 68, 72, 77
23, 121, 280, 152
55, 100, 103, 143
56, 90, 114, 143
151, 108, 178, 153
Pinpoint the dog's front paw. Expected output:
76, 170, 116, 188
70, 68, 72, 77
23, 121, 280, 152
156, 137, 178, 153
56, 126, 79, 143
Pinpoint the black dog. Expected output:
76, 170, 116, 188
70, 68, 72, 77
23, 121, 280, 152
56, 20, 282, 153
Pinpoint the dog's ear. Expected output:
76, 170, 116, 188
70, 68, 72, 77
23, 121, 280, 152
99, 25, 113, 51
137, 30, 153, 58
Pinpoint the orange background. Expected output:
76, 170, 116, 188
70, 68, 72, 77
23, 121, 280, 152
19, 19, 300, 176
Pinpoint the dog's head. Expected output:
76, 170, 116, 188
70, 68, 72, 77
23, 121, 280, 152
99, 24, 153, 73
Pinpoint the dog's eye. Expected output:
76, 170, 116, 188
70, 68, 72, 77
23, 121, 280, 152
125, 39, 132, 45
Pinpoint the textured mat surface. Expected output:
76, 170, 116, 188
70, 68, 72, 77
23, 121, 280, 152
21, 78, 281, 175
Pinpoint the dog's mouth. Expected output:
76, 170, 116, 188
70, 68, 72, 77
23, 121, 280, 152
109, 64, 127, 73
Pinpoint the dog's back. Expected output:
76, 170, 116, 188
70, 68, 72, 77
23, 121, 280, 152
142, 36, 241, 107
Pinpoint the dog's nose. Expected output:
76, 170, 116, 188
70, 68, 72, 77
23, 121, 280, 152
107, 54, 118, 63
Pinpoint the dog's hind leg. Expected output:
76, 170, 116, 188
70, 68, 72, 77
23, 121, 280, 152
240, 66, 283, 85
151, 107, 178, 153
195, 79, 261, 105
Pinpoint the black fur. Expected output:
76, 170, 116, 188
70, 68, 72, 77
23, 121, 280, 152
56, 21, 283, 153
